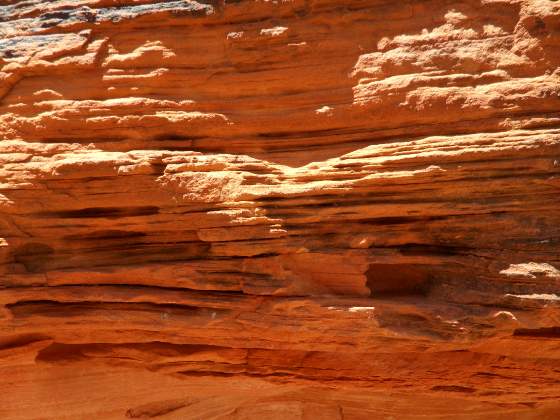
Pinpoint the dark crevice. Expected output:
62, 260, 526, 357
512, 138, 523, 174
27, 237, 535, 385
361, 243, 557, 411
2, 283, 249, 296
513, 327, 560, 339
36, 341, 236, 364
152, 133, 204, 141
37, 206, 160, 219
9, 241, 213, 273
278, 215, 450, 227
257, 127, 343, 139
63, 230, 148, 240
41, 137, 129, 143
277, 211, 508, 227
431, 385, 476, 393
6, 300, 209, 319
366, 264, 433, 297
396, 244, 467, 256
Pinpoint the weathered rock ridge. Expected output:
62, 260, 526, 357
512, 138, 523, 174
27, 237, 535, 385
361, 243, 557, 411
1, 0, 560, 418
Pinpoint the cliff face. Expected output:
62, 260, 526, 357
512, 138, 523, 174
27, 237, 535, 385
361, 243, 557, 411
1, 0, 560, 418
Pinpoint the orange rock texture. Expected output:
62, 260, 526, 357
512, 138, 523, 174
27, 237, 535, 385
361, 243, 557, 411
1, 0, 560, 418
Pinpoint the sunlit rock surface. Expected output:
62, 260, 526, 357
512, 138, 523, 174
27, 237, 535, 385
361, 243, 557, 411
1, 0, 560, 418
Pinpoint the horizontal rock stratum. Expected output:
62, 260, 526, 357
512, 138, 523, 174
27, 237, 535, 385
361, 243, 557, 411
1, 0, 560, 418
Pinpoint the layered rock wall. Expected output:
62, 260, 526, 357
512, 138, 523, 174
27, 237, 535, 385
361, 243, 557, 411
1, 0, 560, 418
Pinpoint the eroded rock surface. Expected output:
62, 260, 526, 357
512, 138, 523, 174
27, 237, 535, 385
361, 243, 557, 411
1, 0, 560, 418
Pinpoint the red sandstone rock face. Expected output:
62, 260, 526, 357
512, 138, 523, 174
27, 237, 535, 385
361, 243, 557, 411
1, 0, 560, 418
